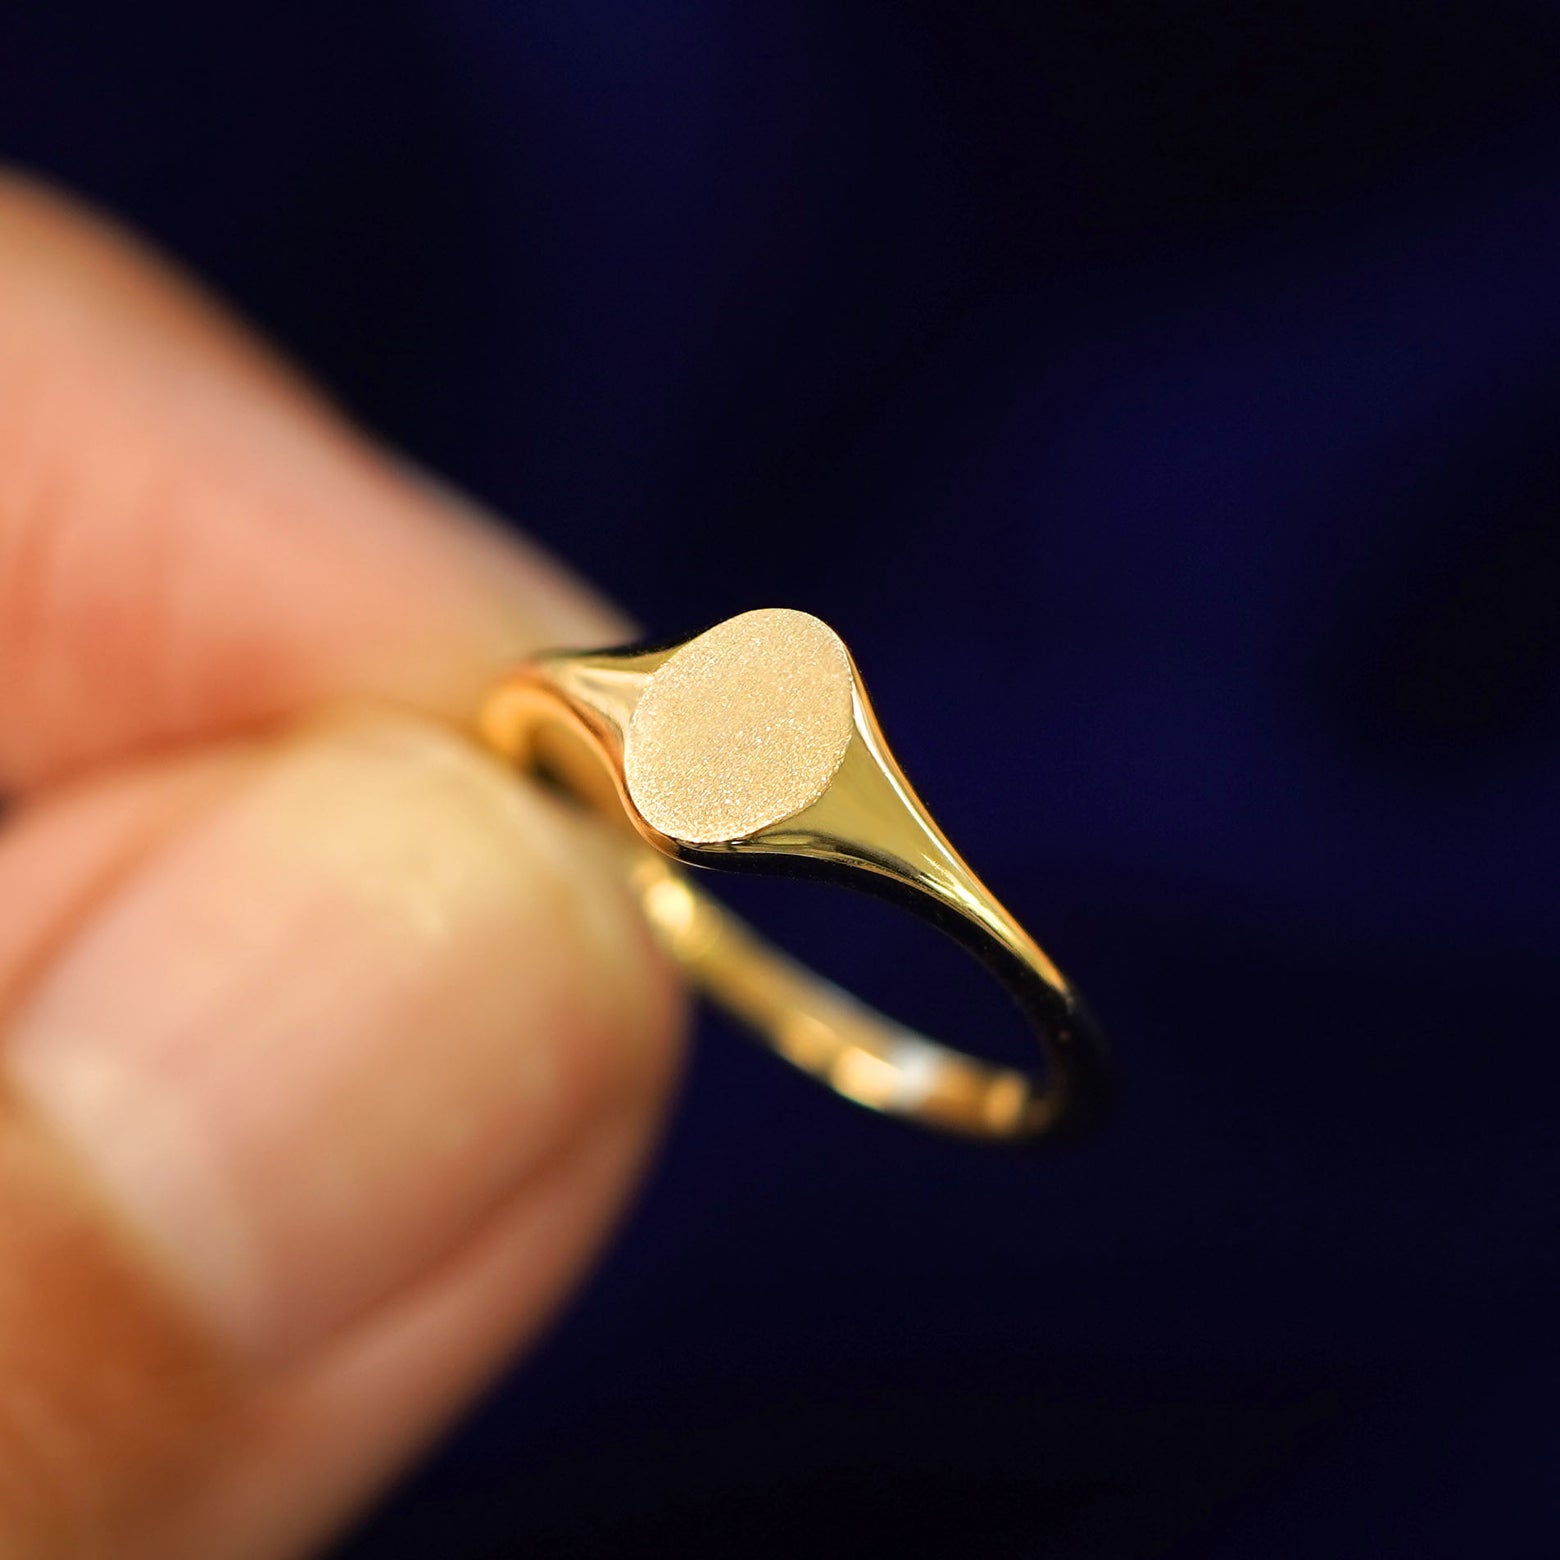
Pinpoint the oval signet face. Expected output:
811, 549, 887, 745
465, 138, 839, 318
625, 608, 855, 844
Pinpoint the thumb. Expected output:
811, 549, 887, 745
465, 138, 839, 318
0, 712, 683, 1558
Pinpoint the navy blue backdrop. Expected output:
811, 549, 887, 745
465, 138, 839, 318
4, 4, 1558, 1556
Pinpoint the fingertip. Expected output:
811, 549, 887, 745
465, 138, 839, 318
6, 712, 685, 1361
0, 170, 625, 789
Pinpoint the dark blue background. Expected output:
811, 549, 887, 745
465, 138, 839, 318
4, 4, 1558, 1555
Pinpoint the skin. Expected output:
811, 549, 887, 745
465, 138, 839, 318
0, 172, 687, 1558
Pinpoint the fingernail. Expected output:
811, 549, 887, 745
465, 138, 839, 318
5, 715, 679, 1361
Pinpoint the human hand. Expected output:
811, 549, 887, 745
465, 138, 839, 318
0, 173, 685, 1558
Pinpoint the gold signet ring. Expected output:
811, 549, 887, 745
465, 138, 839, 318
480, 607, 1113, 1143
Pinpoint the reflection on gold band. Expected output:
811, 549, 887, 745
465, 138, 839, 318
479, 609, 1111, 1143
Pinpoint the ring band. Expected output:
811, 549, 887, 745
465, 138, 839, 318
479, 608, 1113, 1142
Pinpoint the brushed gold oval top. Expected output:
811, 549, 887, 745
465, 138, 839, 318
624, 608, 854, 844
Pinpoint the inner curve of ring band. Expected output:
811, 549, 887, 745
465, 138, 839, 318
623, 851, 1052, 1138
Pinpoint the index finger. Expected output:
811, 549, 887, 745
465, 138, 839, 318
0, 171, 621, 791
